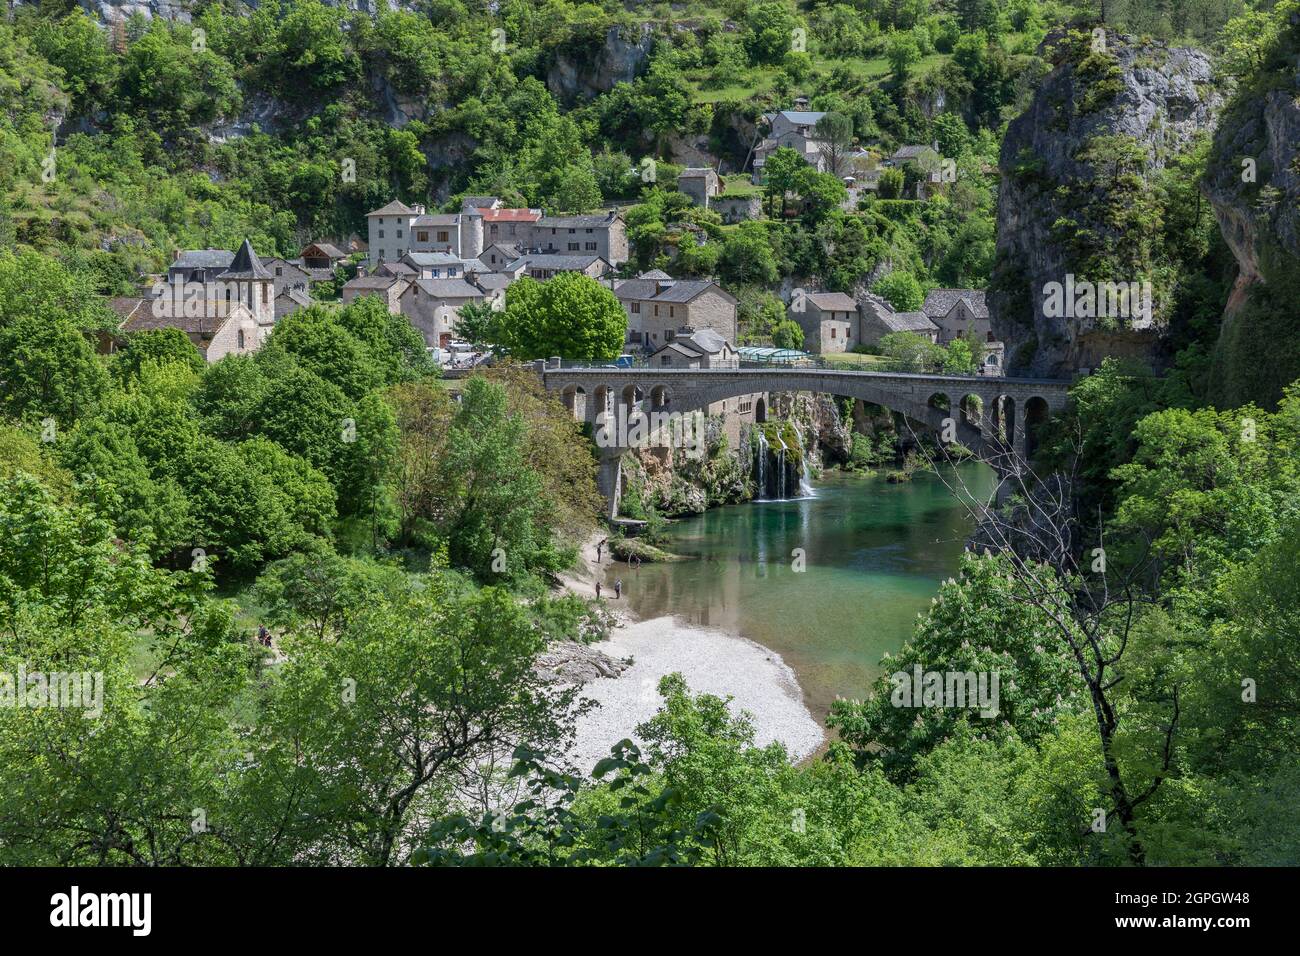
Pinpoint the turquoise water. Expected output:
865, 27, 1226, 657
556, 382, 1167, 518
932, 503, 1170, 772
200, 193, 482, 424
599, 465, 996, 719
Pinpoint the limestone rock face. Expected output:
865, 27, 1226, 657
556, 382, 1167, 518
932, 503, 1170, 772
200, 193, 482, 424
545, 25, 653, 102
989, 30, 1222, 377
1199, 10, 1300, 405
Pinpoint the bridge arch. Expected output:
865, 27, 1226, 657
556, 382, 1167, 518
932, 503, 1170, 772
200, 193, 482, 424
1025, 396, 1050, 458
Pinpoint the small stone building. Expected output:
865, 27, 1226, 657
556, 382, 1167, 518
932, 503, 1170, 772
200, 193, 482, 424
792, 292, 860, 354
678, 167, 720, 208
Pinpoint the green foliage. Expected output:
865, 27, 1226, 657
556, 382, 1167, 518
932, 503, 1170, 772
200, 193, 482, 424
492, 273, 625, 362
871, 271, 924, 311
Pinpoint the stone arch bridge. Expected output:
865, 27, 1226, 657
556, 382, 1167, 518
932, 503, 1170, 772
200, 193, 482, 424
538, 364, 1072, 516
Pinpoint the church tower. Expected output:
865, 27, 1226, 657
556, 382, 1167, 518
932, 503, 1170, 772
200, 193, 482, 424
219, 238, 275, 327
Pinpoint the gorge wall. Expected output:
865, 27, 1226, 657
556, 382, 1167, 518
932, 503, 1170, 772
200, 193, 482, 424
990, 28, 1222, 378
1200, 9, 1300, 408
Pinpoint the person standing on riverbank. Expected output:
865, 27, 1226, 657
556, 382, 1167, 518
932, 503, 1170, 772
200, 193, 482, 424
595, 580, 602, 599
596, 538, 606, 562
614, 579, 622, 599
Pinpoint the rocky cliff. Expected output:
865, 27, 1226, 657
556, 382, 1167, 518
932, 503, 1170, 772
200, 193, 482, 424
990, 28, 1222, 377
1200, 9, 1300, 407
545, 25, 653, 102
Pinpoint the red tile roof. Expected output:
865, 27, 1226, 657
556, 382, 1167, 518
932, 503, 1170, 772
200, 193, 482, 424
482, 208, 541, 223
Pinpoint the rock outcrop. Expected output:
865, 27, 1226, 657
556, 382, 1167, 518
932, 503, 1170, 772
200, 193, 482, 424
1200, 9, 1300, 406
545, 25, 653, 102
989, 29, 1222, 377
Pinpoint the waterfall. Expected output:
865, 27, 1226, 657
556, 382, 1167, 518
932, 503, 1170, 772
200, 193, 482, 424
754, 429, 768, 500
771, 432, 788, 500
791, 423, 814, 499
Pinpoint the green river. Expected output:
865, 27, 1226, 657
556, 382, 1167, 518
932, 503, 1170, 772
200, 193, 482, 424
599, 464, 997, 721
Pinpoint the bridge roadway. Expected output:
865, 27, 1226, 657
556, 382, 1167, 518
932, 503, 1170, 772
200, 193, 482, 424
537, 363, 1072, 516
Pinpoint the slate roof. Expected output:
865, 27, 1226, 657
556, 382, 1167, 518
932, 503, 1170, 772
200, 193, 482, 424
413, 214, 462, 227
408, 278, 484, 299
613, 277, 732, 305
345, 275, 406, 291
170, 249, 234, 271
220, 239, 272, 280
515, 254, 608, 271
679, 167, 717, 178
806, 292, 858, 312
639, 269, 672, 280
777, 110, 827, 126
109, 296, 149, 324
368, 200, 417, 217
880, 311, 939, 334
121, 300, 253, 352
403, 252, 464, 267
279, 287, 313, 306
472, 273, 513, 292
461, 196, 500, 209
891, 145, 930, 162
302, 242, 345, 259
675, 327, 730, 354
921, 289, 989, 319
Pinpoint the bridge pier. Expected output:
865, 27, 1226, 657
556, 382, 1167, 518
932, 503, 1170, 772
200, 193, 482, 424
596, 452, 623, 520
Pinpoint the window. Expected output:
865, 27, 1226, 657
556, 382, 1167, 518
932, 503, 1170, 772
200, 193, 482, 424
585, 228, 593, 234
568, 228, 576, 234
661, 355, 672, 366
630, 302, 640, 314
379, 229, 385, 238
238, 330, 245, 349
654, 305, 659, 316
262, 284, 268, 304
397, 230, 403, 238
275, 267, 282, 276
831, 327, 837, 339
987, 331, 996, 342
448, 267, 458, 277
666, 329, 675, 341
418, 232, 428, 242
585, 242, 597, 251
568, 242, 579, 251
669, 306, 675, 318
437, 231, 449, 243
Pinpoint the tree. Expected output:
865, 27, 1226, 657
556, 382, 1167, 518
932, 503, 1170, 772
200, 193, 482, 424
497, 274, 626, 362
942, 337, 977, 374
242, 577, 571, 864
762, 146, 806, 219
885, 29, 922, 79
0, 314, 108, 427
454, 300, 502, 349
795, 166, 848, 223
772, 318, 804, 350
877, 167, 906, 199
111, 328, 206, 383
813, 112, 855, 177
744, 3, 800, 66
432, 376, 560, 580
719, 223, 780, 286
872, 271, 925, 311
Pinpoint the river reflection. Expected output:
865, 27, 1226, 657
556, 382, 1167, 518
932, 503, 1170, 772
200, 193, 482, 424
599, 464, 996, 720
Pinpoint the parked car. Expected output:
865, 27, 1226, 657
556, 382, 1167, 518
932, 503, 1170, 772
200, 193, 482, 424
613, 354, 635, 369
